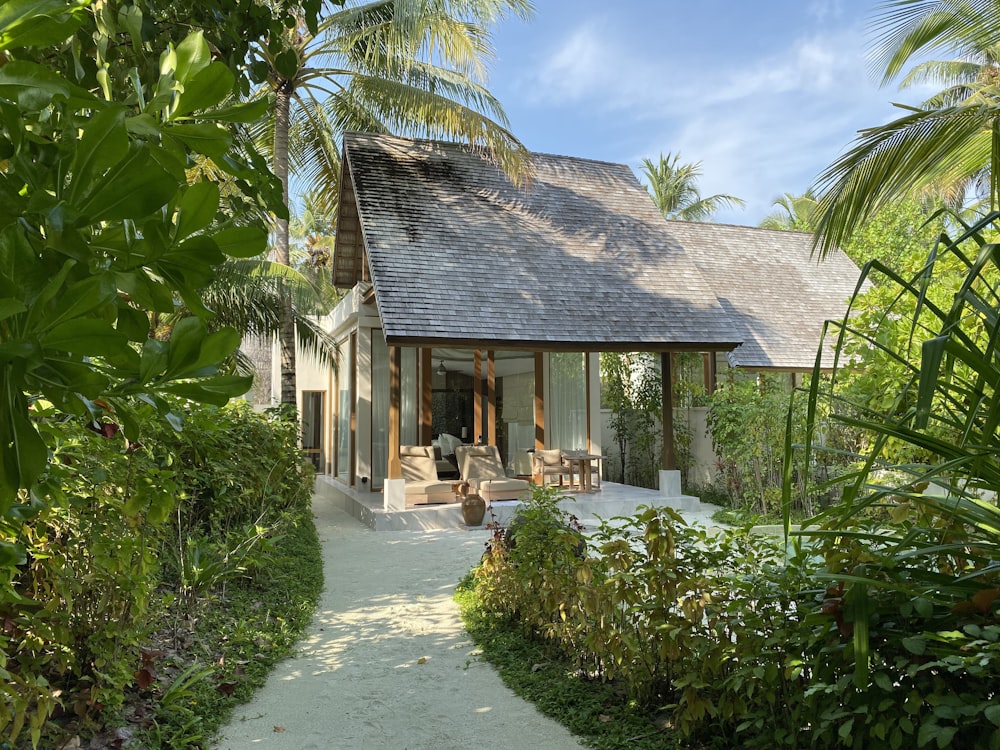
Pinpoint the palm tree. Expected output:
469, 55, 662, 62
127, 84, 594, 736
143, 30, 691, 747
759, 190, 821, 231
640, 152, 744, 222
254, 0, 533, 404
814, 0, 1000, 254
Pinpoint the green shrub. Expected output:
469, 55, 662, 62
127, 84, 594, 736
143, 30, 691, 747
0, 400, 313, 747
471, 498, 1000, 748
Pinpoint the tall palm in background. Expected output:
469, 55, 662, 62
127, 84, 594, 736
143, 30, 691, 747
814, 0, 1000, 254
254, 0, 533, 404
640, 152, 744, 222
759, 190, 820, 231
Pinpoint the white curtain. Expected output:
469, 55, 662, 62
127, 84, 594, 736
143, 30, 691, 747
371, 330, 389, 487
548, 352, 587, 450
401, 348, 417, 446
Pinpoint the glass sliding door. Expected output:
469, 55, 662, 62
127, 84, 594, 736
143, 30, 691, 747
336, 336, 353, 483
301, 391, 325, 473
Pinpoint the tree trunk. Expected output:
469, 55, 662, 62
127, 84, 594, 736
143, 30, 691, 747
273, 80, 297, 407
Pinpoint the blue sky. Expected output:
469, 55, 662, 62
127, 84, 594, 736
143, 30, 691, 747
485, 0, 931, 225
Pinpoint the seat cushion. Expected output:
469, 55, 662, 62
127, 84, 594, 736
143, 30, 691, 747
400, 445, 437, 481
469, 477, 529, 493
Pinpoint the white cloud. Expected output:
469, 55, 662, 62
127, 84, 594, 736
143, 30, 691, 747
502, 7, 933, 224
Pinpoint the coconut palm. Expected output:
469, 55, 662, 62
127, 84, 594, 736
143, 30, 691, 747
814, 0, 1000, 254
640, 152, 744, 222
253, 0, 533, 404
759, 190, 821, 231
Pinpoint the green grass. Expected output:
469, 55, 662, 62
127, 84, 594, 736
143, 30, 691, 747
454, 574, 686, 750
138, 512, 324, 748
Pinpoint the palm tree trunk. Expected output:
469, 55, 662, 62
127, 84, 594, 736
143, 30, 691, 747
273, 79, 297, 407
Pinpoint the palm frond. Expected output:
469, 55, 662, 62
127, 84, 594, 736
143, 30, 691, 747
813, 104, 995, 255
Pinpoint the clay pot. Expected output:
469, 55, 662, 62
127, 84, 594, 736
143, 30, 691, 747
461, 494, 486, 526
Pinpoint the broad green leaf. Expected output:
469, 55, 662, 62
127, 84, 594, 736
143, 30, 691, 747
139, 339, 168, 384
115, 270, 177, 314
116, 304, 150, 342
177, 327, 241, 378
1, 396, 48, 494
174, 182, 219, 241
41, 319, 129, 357
985, 704, 1000, 728
67, 105, 128, 204
159, 235, 224, 289
0, 297, 26, 322
0, 59, 95, 109
145, 488, 175, 524
165, 317, 205, 376
213, 225, 266, 258
160, 375, 253, 405
195, 96, 270, 123
174, 30, 210, 84
41, 274, 117, 332
76, 145, 177, 224
162, 122, 232, 162
901, 636, 926, 655
0, 0, 86, 51
119, 3, 142, 50
0, 541, 26, 566
274, 48, 299, 79
172, 61, 233, 118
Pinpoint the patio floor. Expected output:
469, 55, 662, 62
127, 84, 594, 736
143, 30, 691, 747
314, 474, 724, 531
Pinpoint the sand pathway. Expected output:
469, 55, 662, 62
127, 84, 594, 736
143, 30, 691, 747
214, 498, 584, 749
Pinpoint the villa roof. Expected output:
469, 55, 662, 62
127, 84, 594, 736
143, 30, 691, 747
332, 132, 862, 367
662, 222, 862, 369
334, 132, 741, 352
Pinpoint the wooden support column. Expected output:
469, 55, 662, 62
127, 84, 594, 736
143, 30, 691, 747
661, 351, 676, 471
388, 345, 402, 480
486, 350, 496, 446
585, 353, 593, 451
534, 352, 545, 450
703, 352, 717, 395
420, 348, 433, 445
474, 350, 483, 444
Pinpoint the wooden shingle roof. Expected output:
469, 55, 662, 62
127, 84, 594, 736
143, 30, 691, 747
335, 132, 741, 352
662, 222, 862, 369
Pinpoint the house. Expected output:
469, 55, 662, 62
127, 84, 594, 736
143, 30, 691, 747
287, 132, 862, 510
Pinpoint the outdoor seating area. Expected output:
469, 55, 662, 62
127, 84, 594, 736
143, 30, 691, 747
314, 472, 712, 532
398, 443, 608, 510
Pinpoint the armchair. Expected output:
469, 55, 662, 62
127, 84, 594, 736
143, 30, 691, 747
532, 448, 572, 488
455, 445, 530, 503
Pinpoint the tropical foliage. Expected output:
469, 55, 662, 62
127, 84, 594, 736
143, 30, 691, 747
468, 482, 1000, 749
640, 152, 744, 222
0, 3, 312, 510
1, 399, 316, 747
814, 0, 1000, 253
252, 0, 533, 402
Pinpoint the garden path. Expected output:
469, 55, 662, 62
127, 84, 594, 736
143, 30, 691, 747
213, 497, 585, 750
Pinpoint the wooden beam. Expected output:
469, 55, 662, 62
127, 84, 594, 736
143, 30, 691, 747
534, 352, 545, 450
388, 345, 402, 480
487, 350, 496, 445
661, 352, 676, 471
474, 349, 483, 444
420, 348, 433, 444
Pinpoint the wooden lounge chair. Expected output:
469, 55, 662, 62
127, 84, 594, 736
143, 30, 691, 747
455, 445, 530, 503
399, 445, 455, 506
